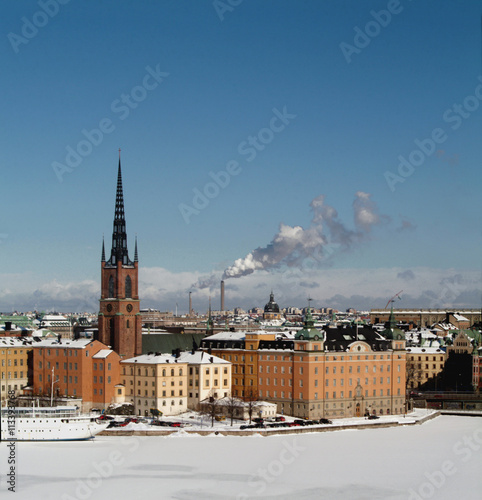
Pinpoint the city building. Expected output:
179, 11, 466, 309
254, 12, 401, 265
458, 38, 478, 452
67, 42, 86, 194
98, 156, 142, 359
32, 338, 121, 411
0, 337, 32, 404
370, 309, 481, 328
405, 346, 446, 390
202, 309, 406, 419
39, 314, 73, 338
263, 292, 282, 321
120, 350, 232, 416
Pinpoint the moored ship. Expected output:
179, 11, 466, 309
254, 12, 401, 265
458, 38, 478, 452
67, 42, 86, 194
1, 405, 108, 441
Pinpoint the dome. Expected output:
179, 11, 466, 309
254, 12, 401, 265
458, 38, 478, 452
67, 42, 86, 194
264, 292, 280, 313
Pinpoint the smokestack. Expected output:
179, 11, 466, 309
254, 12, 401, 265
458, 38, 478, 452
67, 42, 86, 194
221, 280, 225, 312
189, 291, 192, 316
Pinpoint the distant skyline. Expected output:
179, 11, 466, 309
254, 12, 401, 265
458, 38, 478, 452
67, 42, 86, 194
2, 0, 481, 313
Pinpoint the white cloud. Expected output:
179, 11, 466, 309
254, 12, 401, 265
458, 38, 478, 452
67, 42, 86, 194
2, 266, 479, 314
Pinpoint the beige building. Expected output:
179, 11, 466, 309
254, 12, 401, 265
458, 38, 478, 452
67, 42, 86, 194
121, 351, 232, 416
181, 351, 231, 409
121, 354, 188, 416
446, 331, 473, 355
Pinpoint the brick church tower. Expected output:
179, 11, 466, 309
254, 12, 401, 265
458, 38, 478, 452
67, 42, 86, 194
98, 154, 142, 359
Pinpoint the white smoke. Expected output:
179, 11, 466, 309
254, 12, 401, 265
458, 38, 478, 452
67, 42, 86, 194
222, 192, 385, 280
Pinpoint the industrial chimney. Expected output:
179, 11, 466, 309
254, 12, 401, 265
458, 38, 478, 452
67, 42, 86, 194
189, 291, 192, 316
220, 280, 225, 312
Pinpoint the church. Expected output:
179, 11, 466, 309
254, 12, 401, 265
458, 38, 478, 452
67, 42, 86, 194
97, 154, 142, 359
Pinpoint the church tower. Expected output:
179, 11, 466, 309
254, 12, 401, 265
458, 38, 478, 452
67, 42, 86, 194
98, 153, 142, 359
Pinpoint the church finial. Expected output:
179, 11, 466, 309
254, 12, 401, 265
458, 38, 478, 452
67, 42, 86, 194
101, 235, 105, 262
134, 234, 138, 262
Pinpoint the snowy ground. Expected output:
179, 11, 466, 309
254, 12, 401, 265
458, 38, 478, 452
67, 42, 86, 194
1, 415, 481, 499
105, 408, 436, 432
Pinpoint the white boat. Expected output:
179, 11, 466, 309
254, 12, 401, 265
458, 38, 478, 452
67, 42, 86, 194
1, 405, 108, 441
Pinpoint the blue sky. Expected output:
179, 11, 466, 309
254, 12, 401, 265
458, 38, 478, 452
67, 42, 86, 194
1, 0, 481, 313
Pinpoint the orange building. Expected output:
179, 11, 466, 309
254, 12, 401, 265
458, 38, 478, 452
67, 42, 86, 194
202, 309, 406, 419
32, 339, 121, 411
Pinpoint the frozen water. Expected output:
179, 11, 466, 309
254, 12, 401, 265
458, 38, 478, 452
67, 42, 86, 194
0, 415, 480, 500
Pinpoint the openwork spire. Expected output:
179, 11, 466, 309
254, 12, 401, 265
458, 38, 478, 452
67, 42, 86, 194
101, 235, 105, 262
108, 152, 133, 266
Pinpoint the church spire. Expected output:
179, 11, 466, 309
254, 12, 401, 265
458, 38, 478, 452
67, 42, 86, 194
101, 235, 105, 262
134, 235, 138, 262
108, 151, 133, 266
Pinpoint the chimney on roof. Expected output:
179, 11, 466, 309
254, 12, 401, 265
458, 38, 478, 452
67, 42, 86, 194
5, 321, 12, 332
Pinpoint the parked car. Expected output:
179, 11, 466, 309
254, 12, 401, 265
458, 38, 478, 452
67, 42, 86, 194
253, 417, 264, 424
170, 422, 182, 427
274, 416, 286, 422
319, 418, 332, 424
97, 414, 114, 421
367, 415, 380, 420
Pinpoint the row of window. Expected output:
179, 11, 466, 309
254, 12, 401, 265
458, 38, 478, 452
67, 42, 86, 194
1, 359, 24, 366
258, 388, 401, 399
1, 372, 25, 379
38, 361, 113, 371
38, 349, 79, 357
258, 376, 402, 387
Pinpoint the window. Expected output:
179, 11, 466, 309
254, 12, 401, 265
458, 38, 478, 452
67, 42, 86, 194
125, 276, 132, 298
108, 276, 114, 298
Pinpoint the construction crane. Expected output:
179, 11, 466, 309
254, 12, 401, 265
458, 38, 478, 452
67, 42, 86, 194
385, 290, 403, 309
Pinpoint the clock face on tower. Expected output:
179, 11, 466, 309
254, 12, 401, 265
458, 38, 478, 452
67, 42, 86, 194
106, 304, 112, 312
126, 304, 133, 312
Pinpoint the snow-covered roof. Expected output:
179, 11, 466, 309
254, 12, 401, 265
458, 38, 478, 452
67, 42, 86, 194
406, 347, 445, 354
93, 349, 114, 359
31, 338, 93, 349
204, 331, 247, 341
452, 314, 469, 322
0, 337, 33, 347
122, 350, 230, 365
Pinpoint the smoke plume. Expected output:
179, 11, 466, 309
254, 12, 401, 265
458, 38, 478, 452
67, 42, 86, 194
222, 192, 384, 280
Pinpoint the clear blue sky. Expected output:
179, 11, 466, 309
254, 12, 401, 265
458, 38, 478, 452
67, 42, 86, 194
1, 0, 481, 313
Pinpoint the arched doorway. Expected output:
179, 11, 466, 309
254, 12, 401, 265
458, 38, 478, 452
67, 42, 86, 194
355, 403, 361, 417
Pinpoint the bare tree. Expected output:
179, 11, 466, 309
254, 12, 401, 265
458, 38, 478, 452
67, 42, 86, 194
244, 389, 259, 424
224, 395, 243, 426
200, 390, 220, 427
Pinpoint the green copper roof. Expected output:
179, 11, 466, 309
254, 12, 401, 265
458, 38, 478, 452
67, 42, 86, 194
295, 308, 323, 341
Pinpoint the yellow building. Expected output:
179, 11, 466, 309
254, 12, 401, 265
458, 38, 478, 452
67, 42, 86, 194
0, 337, 32, 404
406, 346, 445, 390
